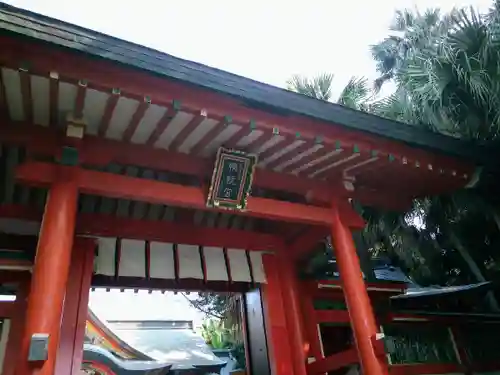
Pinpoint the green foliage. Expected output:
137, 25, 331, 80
287, 73, 334, 101
81, 364, 106, 374
384, 324, 458, 364
313, 299, 347, 310
199, 318, 246, 369
337, 77, 373, 110
367, 2, 500, 288
187, 292, 233, 319
289, 1, 500, 292
200, 319, 232, 350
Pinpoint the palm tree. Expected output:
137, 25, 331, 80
289, 3, 500, 300
371, 3, 500, 306
287, 74, 438, 285
372, 5, 500, 140
287, 73, 335, 101
287, 74, 372, 110
370, 8, 455, 92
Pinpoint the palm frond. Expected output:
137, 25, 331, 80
286, 73, 333, 101
337, 76, 371, 110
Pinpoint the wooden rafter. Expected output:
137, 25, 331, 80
73, 80, 87, 119
18, 69, 32, 124
0, 35, 474, 170
145, 105, 177, 146
189, 115, 230, 156
169, 111, 207, 151
122, 100, 149, 142
97, 91, 120, 137
48, 72, 59, 127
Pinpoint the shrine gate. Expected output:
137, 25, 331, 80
0, 3, 487, 375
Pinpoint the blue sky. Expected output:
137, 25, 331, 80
3, 0, 491, 319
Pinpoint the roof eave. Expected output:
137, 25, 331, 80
0, 3, 488, 165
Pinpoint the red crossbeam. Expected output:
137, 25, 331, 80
16, 161, 337, 226
0, 121, 346, 205
0, 204, 285, 251
307, 348, 358, 374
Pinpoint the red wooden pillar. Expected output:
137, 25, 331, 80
15, 174, 78, 375
278, 255, 307, 375
261, 254, 294, 375
300, 289, 323, 363
55, 238, 95, 375
3, 280, 30, 375
330, 204, 389, 375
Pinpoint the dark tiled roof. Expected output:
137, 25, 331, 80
373, 266, 411, 283
391, 281, 493, 300
0, 3, 489, 165
109, 328, 226, 371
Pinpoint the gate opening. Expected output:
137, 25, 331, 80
81, 287, 269, 375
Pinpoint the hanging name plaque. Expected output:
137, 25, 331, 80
206, 147, 258, 211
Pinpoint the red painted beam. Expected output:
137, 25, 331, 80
0, 120, 410, 212
0, 204, 285, 251
0, 270, 31, 284
289, 226, 329, 259
315, 309, 351, 323
0, 121, 343, 204
307, 347, 358, 374
0, 204, 40, 221
0, 301, 17, 317
469, 362, 500, 373
301, 280, 406, 296
77, 212, 285, 251
315, 309, 430, 325
314, 309, 500, 325
0, 121, 417, 211
0, 35, 475, 174
16, 161, 336, 226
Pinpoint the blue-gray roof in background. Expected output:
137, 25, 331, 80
109, 326, 226, 371
391, 281, 493, 300
373, 266, 411, 283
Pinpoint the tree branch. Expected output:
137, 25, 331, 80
179, 292, 225, 320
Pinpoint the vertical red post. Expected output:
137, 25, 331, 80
71, 241, 94, 375
16, 174, 78, 375
3, 280, 30, 375
330, 205, 389, 375
261, 254, 295, 375
278, 255, 307, 375
300, 290, 323, 363
55, 238, 95, 375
